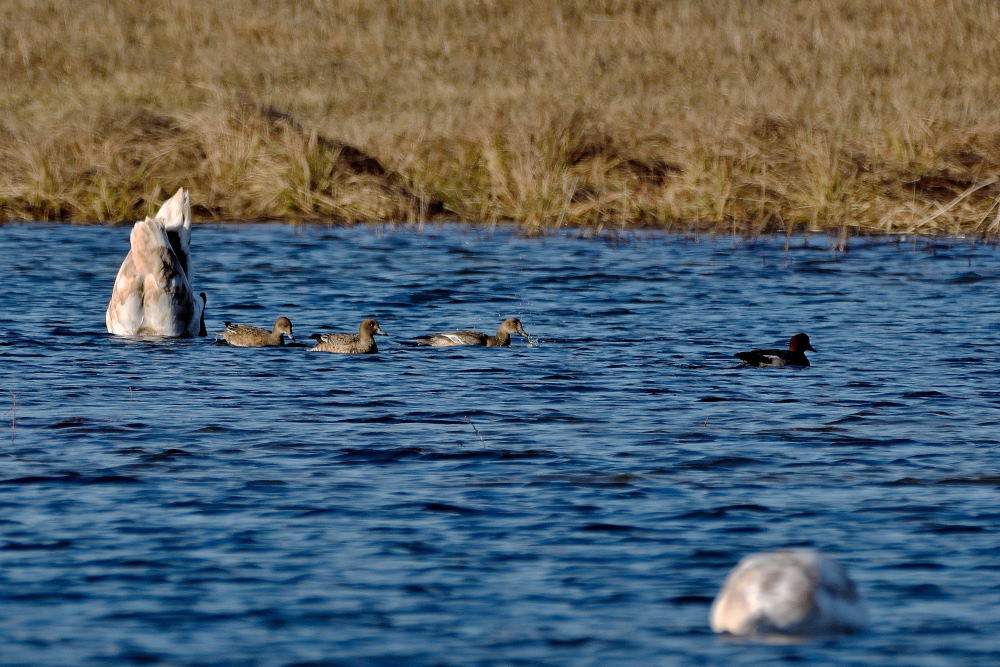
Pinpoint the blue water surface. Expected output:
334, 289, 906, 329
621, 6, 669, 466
0, 223, 998, 665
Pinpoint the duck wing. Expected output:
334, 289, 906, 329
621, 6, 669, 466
220, 322, 266, 336
217, 322, 275, 346
734, 348, 787, 367
311, 332, 355, 345
415, 330, 487, 346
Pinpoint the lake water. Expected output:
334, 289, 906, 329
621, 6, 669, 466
1, 223, 998, 665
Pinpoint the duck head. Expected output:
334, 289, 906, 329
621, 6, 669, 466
500, 317, 529, 339
361, 319, 387, 336
275, 316, 294, 342
788, 333, 816, 352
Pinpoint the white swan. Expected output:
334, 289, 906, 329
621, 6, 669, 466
106, 188, 205, 337
710, 549, 867, 637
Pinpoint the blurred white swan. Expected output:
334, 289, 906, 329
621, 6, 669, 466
710, 549, 867, 638
105, 188, 205, 337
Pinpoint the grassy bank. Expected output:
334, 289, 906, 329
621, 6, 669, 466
3, 0, 1000, 235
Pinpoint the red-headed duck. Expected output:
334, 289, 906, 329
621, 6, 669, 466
309, 319, 386, 354
710, 549, 867, 638
218, 317, 294, 347
413, 317, 529, 347
735, 333, 815, 367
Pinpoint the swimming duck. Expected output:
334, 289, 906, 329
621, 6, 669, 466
309, 319, 386, 354
218, 317, 294, 347
735, 333, 815, 367
710, 549, 867, 637
412, 317, 530, 347
105, 188, 205, 337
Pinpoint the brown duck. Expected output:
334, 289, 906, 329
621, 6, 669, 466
413, 317, 530, 347
218, 317, 294, 347
309, 319, 386, 354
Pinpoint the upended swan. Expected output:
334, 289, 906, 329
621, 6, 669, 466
710, 549, 867, 638
105, 188, 205, 337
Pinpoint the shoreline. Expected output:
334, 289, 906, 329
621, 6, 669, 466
3, 103, 997, 238
6, 217, 994, 253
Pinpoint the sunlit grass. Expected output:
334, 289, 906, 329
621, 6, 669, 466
3, 0, 1000, 235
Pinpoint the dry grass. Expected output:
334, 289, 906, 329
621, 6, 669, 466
3, 0, 1000, 235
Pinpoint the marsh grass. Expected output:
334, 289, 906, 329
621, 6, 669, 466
4, 0, 1000, 235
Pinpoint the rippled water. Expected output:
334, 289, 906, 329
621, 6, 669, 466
1, 223, 998, 664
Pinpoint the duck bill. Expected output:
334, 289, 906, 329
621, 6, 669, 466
375, 326, 388, 336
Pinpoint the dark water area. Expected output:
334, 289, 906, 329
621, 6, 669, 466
1, 223, 998, 665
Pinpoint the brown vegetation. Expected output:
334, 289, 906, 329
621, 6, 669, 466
3, 0, 1000, 235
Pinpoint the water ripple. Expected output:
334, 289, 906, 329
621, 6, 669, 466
0, 225, 998, 664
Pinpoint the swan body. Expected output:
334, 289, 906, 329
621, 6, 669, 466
106, 188, 204, 337
710, 549, 867, 637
